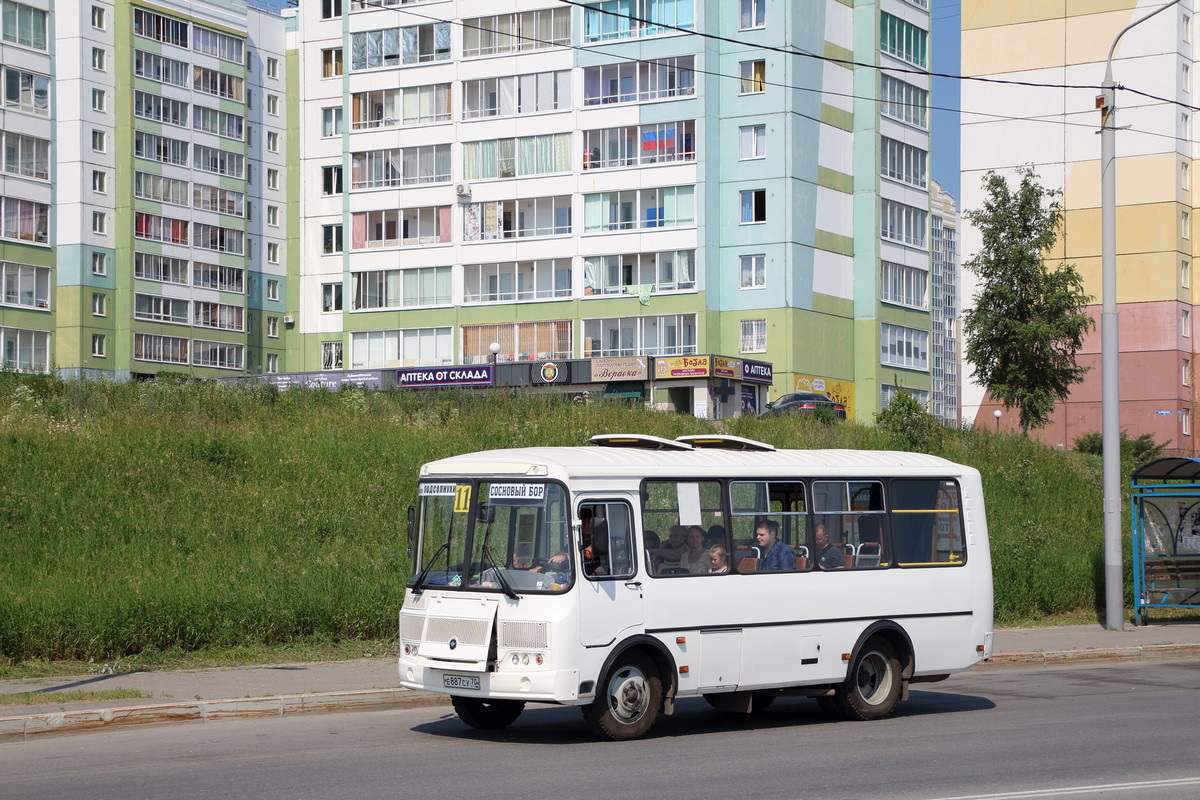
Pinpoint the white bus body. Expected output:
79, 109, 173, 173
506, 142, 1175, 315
399, 435, 993, 740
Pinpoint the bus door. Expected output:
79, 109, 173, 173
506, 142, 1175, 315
576, 499, 644, 647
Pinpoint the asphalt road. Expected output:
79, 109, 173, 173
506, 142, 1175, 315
3, 661, 1199, 800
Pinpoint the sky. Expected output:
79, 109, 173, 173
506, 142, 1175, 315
930, 0, 962, 201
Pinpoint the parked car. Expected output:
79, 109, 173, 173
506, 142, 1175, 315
760, 392, 847, 419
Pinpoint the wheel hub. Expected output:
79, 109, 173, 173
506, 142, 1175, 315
608, 667, 649, 722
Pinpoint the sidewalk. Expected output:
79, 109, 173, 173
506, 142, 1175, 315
3, 622, 1199, 742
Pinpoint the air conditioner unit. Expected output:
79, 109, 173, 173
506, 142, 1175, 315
455, 183, 471, 197
283, 315, 295, 324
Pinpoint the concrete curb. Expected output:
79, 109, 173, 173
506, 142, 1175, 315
981, 643, 1200, 669
0, 688, 447, 743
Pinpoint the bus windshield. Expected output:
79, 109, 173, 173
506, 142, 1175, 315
411, 481, 573, 594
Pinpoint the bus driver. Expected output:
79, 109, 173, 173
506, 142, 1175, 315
754, 518, 793, 572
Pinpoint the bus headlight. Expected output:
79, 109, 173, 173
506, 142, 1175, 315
403, 643, 419, 657
507, 652, 545, 668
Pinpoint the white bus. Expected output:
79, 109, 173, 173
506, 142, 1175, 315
398, 434, 993, 740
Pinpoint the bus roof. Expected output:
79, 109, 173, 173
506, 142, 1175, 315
420, 442, 974, 480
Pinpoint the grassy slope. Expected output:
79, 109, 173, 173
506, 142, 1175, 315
0, 375, 1119, 663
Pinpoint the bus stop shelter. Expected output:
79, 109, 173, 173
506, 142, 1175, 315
1130, 458, 1200, 624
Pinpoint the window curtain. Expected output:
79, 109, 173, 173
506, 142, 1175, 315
500, 77, 517, 116
401, 27, 418, 64
437, 206, 451, 242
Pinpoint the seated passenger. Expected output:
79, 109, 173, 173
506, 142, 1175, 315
644, 530, 663, 574
814, 523, 844, 570
706, 524, 726, 549
658, 525, 686, 562
708, 544, 730, 574
754, 518, 793, 572
678, 526, 710, 574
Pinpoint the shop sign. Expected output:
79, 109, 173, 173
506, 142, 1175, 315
741, 359, 773, 385
396, 365, 493, 388
259, 371, 384, 390
531, 361, 571, 384
792, 372, 856, 419
591, 356, 648, 381
655, 355, 711, 379
713, 356, 742, 379
740, 384, 759, 415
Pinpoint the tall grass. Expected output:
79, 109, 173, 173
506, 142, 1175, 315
0, 374, 1113, 662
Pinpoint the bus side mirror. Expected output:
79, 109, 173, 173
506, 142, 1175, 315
406, 505, 415, 559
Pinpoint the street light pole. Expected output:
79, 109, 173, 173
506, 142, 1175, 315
1099, 0, 1182, 630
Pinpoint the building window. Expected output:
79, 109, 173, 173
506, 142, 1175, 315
350, 23, 451, 70
92, 170, 107, 193
1184, 358, 1191, 386
881, 12, 928, 68
267, 94, 278, 116
91, 129, 105, 152
351, 84, 452, 129
1184, 211, 1191, 240
464, 197, 571, 239
267, 242, 280, 264
267, 316, 279, 338
881, 199, 929, 248
1183, 308, 1191, 337
1185, 411, 1193, 436
92, 47, 106, 71
581, 124, 693, 171
91, 88, 106, 112
92, 334, 106, 357
266, 353, 278, 373
91, 5, 105, 29
881, 137, 928, 188
581, 0, 695, 43
582, 57, 695, 106
322, 282, 343, 312
92, 211, 106, 234
322, 224, 343, 254
1184, 63, 1192, 94
741, 189, 766, 223
193, 262, 244, 293
463, 9, 571, 57
267, 205, 279, 227
464, 321, 571, 364
1183, 260, 1191, 288
267, 57, 279, 79
322, 106, 343, 137
350, 327, 454, 369
267, 131, 279, 152
267, 279, 279, 301
267, 168, 279, 190
321, 165, 342, 195
880, 322, 929, 370
740, 319, 766, 353
740, 0, 764, 29
0, 262, 50, 309
321, 48, 343, 78
92, 292, 106, 316
739, 125, 766, 159
739, 59, 766, 94
92, 252, 107, 275
881, 260, 928, 309
740, 254, 765, 288
322, 341, 343, 370
467, 258, 576, 302
3, 2, 47, 49
355, 143, 453, 187
352, 267, 451, 310
354, 206, 452, 247
193, 340, 244, 370
582, 187, 694, 233
880, 74, 928, 129
135, 252, 189, 285
581, 315, 696, 358
1184, 162, 1191, 190
134, 8, 188, 47
5, 67, 50, 116
579, 251, 691, 296
322, 0, 342, 19
2, 131, 49, 179
463, 71, 570, 118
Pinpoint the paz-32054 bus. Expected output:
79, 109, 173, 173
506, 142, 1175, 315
399, 434, 993, 740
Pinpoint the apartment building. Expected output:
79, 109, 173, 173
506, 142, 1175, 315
294, 0, 936, 420
930, 178, 959, 427
962, 1, 1196, 451
0, 0, 290, 380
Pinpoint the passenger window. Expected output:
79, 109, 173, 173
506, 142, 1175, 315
889, 480, 965, 566
641, 480, 726, 576
812, 480, 886, 569
730, 481, 807, 572
581, 502, 635, 579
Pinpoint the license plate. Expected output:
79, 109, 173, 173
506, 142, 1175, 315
443, 674, 480, 690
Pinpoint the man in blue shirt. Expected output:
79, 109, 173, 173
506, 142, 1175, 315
754, 518, 794, 572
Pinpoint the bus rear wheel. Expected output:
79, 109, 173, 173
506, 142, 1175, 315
827, 638, 902, 721
583, 653, 662, 741
451, 696, 526, 730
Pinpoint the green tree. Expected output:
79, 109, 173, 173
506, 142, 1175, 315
963, 167, 1094, 434
875, 383, 943, 453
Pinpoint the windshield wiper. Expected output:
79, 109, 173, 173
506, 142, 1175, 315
411, 542, 449, 596
482, 546, 519, 601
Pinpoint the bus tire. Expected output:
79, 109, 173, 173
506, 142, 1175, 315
830, 638, 902, 721
451, 696, 525, 730
583, 653, 662, 741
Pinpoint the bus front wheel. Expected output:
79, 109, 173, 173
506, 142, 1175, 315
583, 653, 662, 741
451, 696, 525, 730
827, 638, 902, 721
